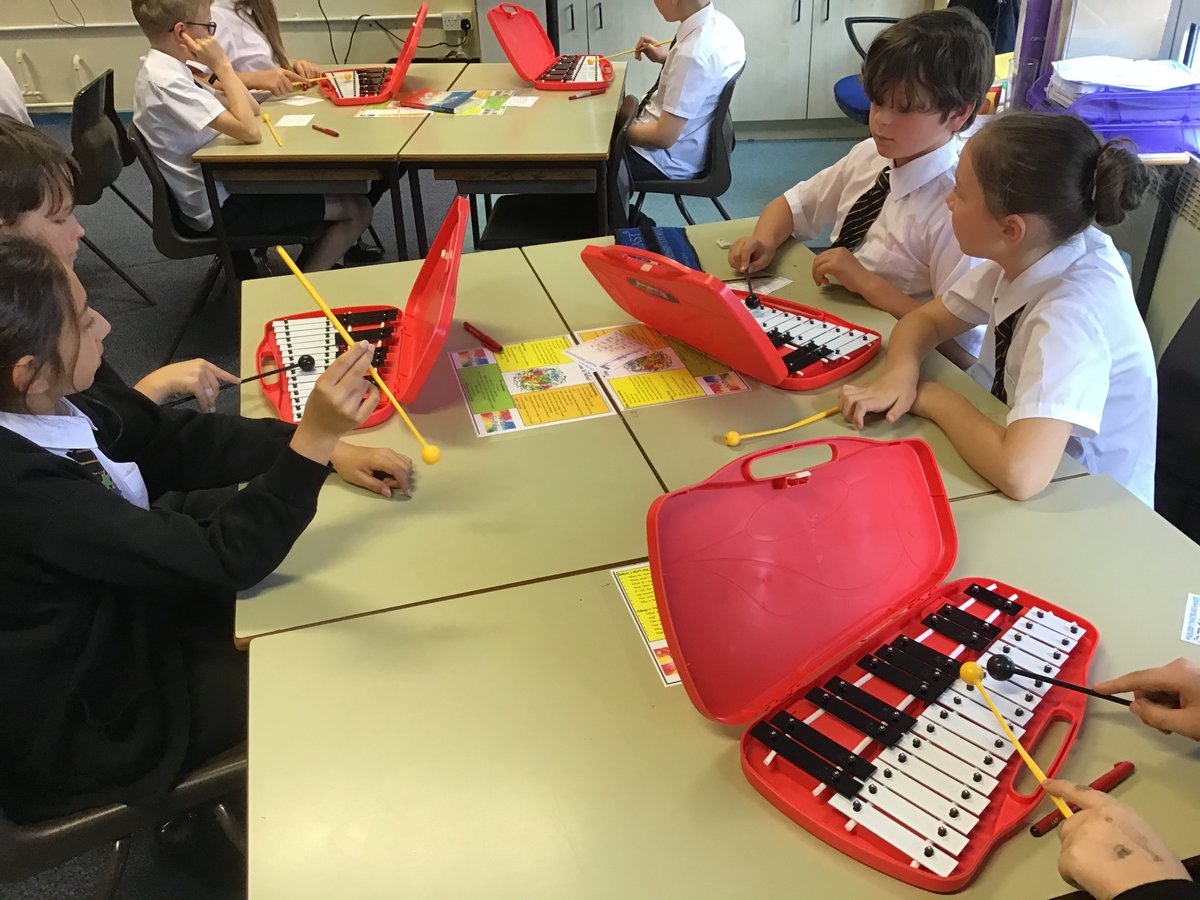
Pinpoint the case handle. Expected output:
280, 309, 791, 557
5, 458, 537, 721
603, 248, 696, 282
699, 438, 847, 487
498, 3, 520, 17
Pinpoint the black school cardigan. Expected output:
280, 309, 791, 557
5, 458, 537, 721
0, 364, 329, 823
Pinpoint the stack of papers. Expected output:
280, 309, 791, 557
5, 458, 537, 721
1048, 56, 1200, 106
562, 331, 651, 373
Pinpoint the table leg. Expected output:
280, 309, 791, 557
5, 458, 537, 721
388, 164, 409, 261
203, 166, 239, 304
407, 166, 429, 258
468, 192, 482, 249
596, 160, 610, 235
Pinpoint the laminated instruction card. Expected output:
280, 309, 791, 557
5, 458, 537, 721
612, 563, 680, 687
575, 324, 750, 410
450, 335, 615, 436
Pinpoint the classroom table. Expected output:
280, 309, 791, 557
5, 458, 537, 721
399, 62, 628, 254
246, 474, 1200, 899
234, 247, 664, 641
522, 218, 1087, 499
193, 62, 466, 271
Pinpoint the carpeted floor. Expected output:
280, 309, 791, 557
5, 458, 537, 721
4, 119, 858, 900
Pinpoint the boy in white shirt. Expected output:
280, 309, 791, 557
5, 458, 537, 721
729, 9, 994, 365
626, 0, 745, 182
130, 0, 371, 272
840, 113, 1158, 505
0, 55, 32, 125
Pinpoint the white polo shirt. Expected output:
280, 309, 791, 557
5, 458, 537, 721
785, 136, 983, 355
943, 227, 1158, 506
631, 3, 745, 179
132, 49, 229, 231
0, 401, 150, 508
211, 0, 278, 71
0, 55, 32, 125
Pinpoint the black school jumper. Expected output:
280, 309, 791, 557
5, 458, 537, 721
0, 364, 328, 823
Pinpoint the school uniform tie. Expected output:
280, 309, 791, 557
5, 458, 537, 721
636, 38, 677, 116
66, 447, 120, 493
832, 167, 892, 251
990, 306, 1025, 404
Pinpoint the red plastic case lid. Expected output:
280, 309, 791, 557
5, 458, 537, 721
488, 3, 558, 83
394, 195, 469, 403
318, 3, 427, 106
647, 437, 957, 725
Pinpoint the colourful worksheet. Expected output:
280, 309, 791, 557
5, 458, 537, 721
576, 324, 750, 410
449, 335, 615, 436
612, 564, 680, 687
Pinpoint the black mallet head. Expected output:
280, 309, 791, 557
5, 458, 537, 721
986, 654, 1017, 682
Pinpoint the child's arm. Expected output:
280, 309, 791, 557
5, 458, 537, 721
1040, 779, 1194, 899
134, 360, 240, 412
234, 66, 305, 96
728, 196, 793, 275
182, 32, 261, 144
634, 35, 669, 64
627, 111, 686, 151
811, 248, 924, 318
840, 298, 970, 427
1094, 658, 1200, 740
909, 383, 1073, 500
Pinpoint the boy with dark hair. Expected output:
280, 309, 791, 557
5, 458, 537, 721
0, 116, 237, 408
729, 8, 994, 363
130, 0, 371, 272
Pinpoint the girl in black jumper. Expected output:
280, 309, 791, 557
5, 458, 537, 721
0, 235, 412, 822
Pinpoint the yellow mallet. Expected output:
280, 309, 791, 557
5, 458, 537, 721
959, 661, 1072, 819
724, 406, 840, 447
275, 246, 441, 465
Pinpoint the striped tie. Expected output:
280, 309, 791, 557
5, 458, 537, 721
636, 38, 677, 116
990, 306, 1026, 404
832, 167, 891, 251
66, 447, 121, 493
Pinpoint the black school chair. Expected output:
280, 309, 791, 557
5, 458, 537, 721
629, 63, 745, 227
71, 70, 157, 305
129, 124, 321, 364
833, 17, 899, 125
1154, 294, 1200, 544
0, 744, 246, 900
476, 95, 638, 250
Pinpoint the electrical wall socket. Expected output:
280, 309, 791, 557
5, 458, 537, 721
442, 11, 469, 32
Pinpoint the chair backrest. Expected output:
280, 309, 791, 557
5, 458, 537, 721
1155, 295, 1200, 542
844, 17, 900, 60
127, 123, 217, 259
607, 95, 638, 230
70, 70, 124, 207
694, 63, 744, 193
101, 70, 137, 167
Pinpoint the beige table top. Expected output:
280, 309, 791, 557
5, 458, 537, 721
522, 218, 1086, 498
246, 473, 1200, 899
398, 62, 627, 163
193, 62, 465, 164
234, 248, 663, 640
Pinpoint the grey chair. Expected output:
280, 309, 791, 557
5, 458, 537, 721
129, 124, 321, 364
629, 63, 745, 226
71, 70, 156, 305
0, 744, 246, 900
476, 95, 638, 250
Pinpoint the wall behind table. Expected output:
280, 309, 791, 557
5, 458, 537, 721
0, 0, 478, 112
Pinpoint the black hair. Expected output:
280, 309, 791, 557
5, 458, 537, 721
0, 118, 79, 226
0, 235, 78, 413
862, 8, 995, 131
970, 112, 1155, 242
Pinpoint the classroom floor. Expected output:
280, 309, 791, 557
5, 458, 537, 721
6, 124, 857, 900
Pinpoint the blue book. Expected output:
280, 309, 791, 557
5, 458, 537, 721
615, 226, 703, 271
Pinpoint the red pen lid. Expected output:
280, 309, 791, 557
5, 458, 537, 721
488, 3, 558, 84
647, 437, 957, 725
394, 195, 469, 403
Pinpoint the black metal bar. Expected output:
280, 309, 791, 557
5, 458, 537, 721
937, 605, 1001, 642
748, 722, 863, 798
922, 611, 991, 651
806, 686, 905, 746
965, 583, 1023, 614
769, 712, 876, 781
824, 677, 917, 732
858, 654, 938, 700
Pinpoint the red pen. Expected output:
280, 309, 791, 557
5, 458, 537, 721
1030, 761, 1135, 837
463, 321, 503, 353
568, 89, 606, 101
311, 124, 339, 137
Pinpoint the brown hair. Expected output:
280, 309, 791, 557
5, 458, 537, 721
233, 0, 291, 70
863, 8, 994, 131
0, 235, 78, 412
0, 118, 79, 225
131, 0, 204, 37
970, 111, 1155, 241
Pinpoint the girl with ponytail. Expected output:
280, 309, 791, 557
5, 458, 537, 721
840, 111, 1159, 505
211, 0, 322, 95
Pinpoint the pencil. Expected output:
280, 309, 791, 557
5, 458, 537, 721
605, 39, 669, 59
262, 113, 282, 147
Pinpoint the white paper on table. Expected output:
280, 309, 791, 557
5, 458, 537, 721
277, 95, 324, 106
563, 331, 651, 372
726, 274, 793, 296
355, 107, 430, 117
504, 96, 540, 107
274, 114, 314, 127
1052, 56, 1200, 92
1181, 594, 1200, 645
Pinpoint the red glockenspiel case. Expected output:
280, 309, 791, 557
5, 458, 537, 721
254, 196, 469, 429
647, 437, 1097, 892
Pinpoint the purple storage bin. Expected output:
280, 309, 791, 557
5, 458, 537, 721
1026, 73, 1200, 154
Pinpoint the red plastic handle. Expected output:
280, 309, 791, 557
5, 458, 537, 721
696, 438, 850, 487
498, 3, 520, 16
254, 334, 286, 413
